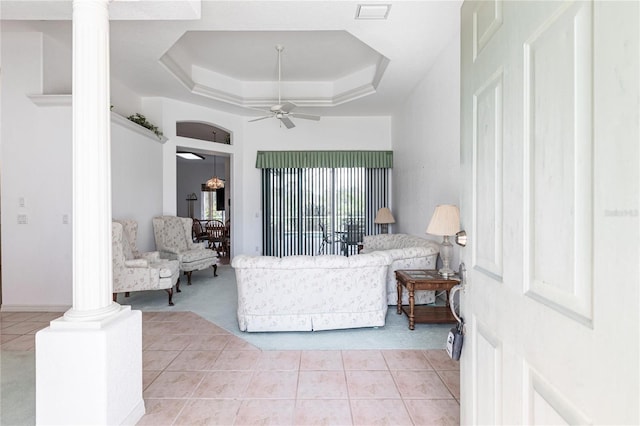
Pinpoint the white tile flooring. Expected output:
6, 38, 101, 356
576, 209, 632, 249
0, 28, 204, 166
1, 310, 460, 425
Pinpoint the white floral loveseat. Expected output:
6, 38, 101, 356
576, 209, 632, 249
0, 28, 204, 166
232, 252, 392, 332
360, 234, 440, 306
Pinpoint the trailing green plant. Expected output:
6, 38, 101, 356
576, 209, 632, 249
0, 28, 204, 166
127, 113, 163, 140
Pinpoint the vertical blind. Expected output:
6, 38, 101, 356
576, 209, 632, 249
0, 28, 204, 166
258, 151, 392, 257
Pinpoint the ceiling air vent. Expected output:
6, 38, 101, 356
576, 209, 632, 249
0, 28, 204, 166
355, 4, 391, 20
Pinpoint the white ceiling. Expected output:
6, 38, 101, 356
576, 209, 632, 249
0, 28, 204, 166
1, 0, 462, 117
168, 30, 382, 81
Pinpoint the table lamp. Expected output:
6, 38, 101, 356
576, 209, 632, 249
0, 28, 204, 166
374, 207, 395, 234
426, 204, 460, 277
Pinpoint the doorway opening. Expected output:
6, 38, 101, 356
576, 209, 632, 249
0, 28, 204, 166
176, 121, 233, 262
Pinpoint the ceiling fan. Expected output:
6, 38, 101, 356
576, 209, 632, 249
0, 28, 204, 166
248, 45, 321, 129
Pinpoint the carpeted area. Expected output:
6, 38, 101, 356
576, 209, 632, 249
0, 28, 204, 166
1, 351, 36, 426
121, 264, 452, 351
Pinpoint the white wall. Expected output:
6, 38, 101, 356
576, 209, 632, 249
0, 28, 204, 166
392, 32, 461, 243
1, 32, 73, 310
1, 31, 164, 310
151, 96, 392, 257
111, 121, 164, 252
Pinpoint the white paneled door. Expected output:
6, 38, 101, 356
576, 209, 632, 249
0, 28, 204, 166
460, 1, 638, 424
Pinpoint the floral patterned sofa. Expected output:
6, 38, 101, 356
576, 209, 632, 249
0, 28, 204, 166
360, 234, 440, 306
232, 252, 392, 332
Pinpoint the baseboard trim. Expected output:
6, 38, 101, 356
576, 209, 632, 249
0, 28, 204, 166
0, 304, 70, 313
120, 398, 146, 426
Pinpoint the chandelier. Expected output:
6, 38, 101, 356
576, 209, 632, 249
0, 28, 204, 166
206, 155, 225, 190
206, 176, 224, 190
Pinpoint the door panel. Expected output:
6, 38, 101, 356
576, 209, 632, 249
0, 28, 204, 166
473, 319, 502, 425
522, 1, 594, 324
460, 1, 639, 424
473, 68, 504, 280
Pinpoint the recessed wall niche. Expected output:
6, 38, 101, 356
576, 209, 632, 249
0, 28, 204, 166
176, 121, 231, 144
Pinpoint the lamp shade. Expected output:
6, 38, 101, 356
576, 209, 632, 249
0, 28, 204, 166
374, 207, 396, 224
426, 204, 460, 236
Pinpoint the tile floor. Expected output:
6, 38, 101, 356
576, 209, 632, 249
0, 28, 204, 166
1, 310, 460, 425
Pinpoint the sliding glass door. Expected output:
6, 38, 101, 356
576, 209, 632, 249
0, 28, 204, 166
262, 167, 389, 256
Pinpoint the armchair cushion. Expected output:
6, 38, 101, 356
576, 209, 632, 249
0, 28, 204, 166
124, 259, 149, 268
180, 249, 214, 263
139, 251, 161, 262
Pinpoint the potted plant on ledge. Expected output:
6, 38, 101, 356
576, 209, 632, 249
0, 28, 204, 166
126, 113, 163, 140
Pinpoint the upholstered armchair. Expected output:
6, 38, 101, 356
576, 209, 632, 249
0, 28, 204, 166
152, 216, 219, 284
112, 220, 180, 305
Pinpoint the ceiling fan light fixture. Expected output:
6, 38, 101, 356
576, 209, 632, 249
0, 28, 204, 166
247, 45, 320, 129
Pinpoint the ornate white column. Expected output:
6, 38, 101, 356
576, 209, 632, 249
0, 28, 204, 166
36, 1, 144, 424
65, 0, 120, 320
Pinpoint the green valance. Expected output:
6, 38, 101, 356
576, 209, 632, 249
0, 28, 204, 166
255, 150, 393, 169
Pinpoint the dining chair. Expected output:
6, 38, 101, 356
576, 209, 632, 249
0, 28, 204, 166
206, 219, 227, 257
192, 218, 213, 248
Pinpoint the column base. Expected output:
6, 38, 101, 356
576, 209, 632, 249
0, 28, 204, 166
36, 305, 145, 425
63, 301, 122, 322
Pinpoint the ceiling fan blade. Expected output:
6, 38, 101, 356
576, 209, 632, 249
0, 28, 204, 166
280, 116, 295, 129
248, 115, 272, 122
280, 102, 297, 113
290, 112, 321, 121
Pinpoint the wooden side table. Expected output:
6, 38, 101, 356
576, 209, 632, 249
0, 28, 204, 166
395, 269, 460, 330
